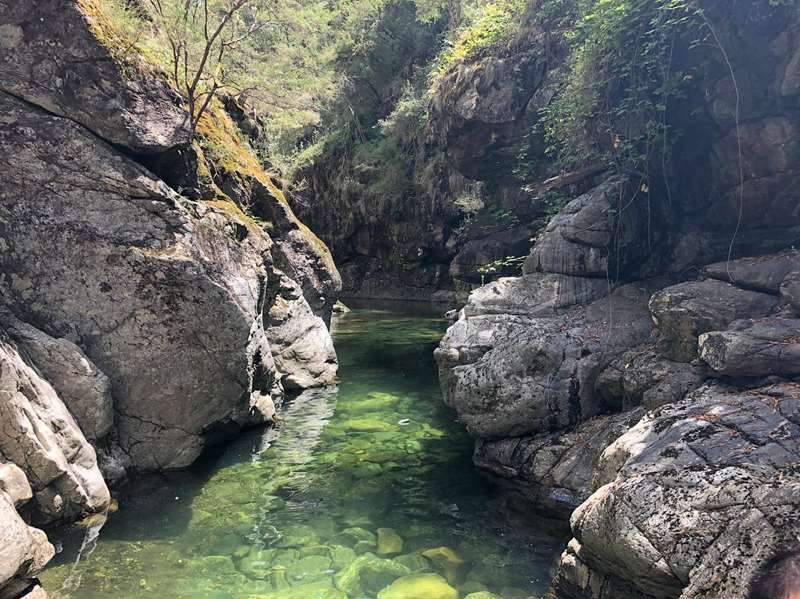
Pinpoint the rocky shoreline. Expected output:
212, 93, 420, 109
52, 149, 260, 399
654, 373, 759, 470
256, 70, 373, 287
433, 2, 800, 595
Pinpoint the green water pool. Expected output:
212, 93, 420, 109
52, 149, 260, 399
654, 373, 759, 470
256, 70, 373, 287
41, 303, 567, 598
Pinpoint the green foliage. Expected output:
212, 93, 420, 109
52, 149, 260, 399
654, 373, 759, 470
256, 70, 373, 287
351, 135, 415, 204
477, 255, 525, 285
377, 83, 428, 145
431, 0, 526, 78
538, 0, 697, 176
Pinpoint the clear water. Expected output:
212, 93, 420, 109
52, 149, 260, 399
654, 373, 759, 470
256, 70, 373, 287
40, 303, 567, 599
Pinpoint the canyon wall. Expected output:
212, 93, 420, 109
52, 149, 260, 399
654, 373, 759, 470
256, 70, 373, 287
0, 1, 340, 595
434, 1, 800, 598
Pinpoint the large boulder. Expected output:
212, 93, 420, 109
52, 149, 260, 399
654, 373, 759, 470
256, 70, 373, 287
264, 272, 337, 391
525, 178, 653, 279
551, 383, 800, 599
595, 346, 705, 412
703, 251, 799, 294
699, 317, 800, 377
436, 279, 655, 439
0, 91, 277, 470
0, 0, 190, 153
649, 279, 778, 362
474, 410, 643, 518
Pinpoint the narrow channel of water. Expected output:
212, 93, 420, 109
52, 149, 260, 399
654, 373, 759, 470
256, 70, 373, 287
41, 303, 567, 598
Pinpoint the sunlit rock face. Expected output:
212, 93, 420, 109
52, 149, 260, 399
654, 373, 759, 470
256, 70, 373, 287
0, 0, 340, 477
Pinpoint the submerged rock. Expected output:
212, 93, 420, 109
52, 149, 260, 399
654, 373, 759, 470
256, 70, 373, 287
333, 552, 410, 596
421, 547, 464, 583
377, 528, 404, 556
376, 573, 459, 599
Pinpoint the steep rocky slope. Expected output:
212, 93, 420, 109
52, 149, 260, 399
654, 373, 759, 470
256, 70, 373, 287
435, 1, 800, 598
0, 0, 340, 595
291, 3, 571, 301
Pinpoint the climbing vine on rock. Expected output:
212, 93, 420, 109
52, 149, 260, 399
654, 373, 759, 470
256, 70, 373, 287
539, 0, 699, 181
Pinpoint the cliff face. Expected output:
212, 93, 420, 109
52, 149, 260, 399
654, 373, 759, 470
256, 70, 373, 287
0, 1, 340, 595
291, 4, 571, 302
435, 2, 800, 598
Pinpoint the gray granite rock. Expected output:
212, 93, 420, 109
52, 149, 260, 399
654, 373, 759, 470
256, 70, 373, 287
551, 383, 800, 599
0, 335, 110, 522
4, 317, 114, 441
699, 317, 800, 377
0, 0, 190, 153
649, 279, 778, 362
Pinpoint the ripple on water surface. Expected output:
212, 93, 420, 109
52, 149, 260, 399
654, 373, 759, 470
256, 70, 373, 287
41, 303, 568, 599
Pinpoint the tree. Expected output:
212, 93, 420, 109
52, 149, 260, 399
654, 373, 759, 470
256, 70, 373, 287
143, 0, 273, 132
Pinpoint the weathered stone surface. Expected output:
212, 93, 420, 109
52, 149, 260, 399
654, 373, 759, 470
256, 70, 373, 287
461, 273, 609, 318
474, 410, 643, 518
649, 279, 778, 362
0, 335, 110, 522
780, 270, 800, 313
264, 272, 338, 391
436, 282, 654, 438
703, 251, 799, 294
0, 92, 277, 471
595, 346, 704, 411
4, 317, 113, 441
699, 317, 800, 377
431, 47, 545, 181
553, 383, 800, 599
525, 178, 652, 279
0, 464, 31, 508
0, 493, 54, 597
0, 0, 189, 153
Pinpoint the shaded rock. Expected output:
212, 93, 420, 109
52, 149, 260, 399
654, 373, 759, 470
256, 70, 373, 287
377, 573, 458, 599
473, 411, 644, 519
553, 383, 800, 599
703, 251, 799, 294
525, 178, 652, 279
0, 0, 190, 153
421, 547, 464, 583
649, 279, 778, 362
4, 317, 114, 440
333, 553, 410, 596
450, 226, 535, 285
0, 335, 110, 521
780, 270, 800, 313
595, 346, 704, 411
699, 317, 800, 377
429, 38, 547, 181
392, 553, 430, 574
0, 91, 279, 471
436, 282, 654, 438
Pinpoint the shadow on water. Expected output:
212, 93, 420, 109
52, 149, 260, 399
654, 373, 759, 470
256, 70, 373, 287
41, 302, 568, 599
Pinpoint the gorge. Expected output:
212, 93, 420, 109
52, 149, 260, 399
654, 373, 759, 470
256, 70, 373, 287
1, 0, 800, 598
